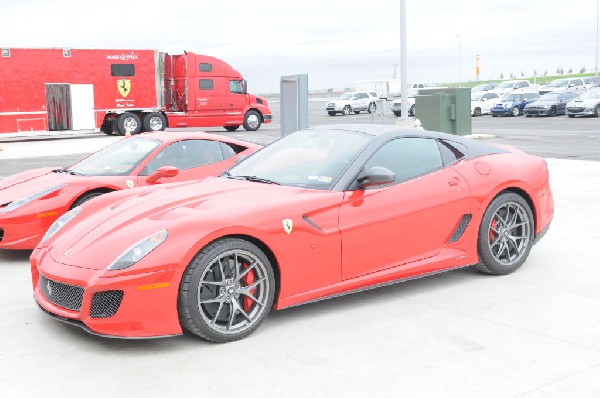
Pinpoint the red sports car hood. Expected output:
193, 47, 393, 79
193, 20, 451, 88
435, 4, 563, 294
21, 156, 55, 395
47, 177, 322, 269
0, 168, 70, 204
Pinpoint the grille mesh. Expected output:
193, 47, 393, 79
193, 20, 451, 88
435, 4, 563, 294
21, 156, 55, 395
90, 290, 124, 318
449, 214, 472, 243
39, 274, 84, 311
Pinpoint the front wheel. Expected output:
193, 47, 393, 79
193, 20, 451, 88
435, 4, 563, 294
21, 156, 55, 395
367, 102, 376, 113
409, 104, 416, 116
473, 193, 534, 275
178, 238, 275, 343
243, 110, 262, 131
142, 112, 166, 132
327, 111, 336, 116
473, 108, 481, 117
595, 106, 600, 117
224, 125, 240, 132
548, 107, 557, 117
342, 105, 352, 115
511, 106, 520, 117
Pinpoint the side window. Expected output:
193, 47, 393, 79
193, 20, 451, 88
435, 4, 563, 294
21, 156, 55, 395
229, 80, 244, 94
199, 63, 212, 72
363, 138, 443, 187
141, 140, 225, 175
438, 140, 466, 166
199, 79, 214, 90
574, 79, 583, 86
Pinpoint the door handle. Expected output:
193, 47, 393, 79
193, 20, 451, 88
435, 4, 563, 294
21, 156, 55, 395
449, 177, 460, 186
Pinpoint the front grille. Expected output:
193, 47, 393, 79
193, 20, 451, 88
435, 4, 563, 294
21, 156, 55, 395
90, 290, 124, 318
568, 107, 584, 113
39, 274, 84, 312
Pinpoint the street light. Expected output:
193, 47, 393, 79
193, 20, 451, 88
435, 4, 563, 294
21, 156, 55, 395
596, 0, 599, 76
455, 34, 461, 87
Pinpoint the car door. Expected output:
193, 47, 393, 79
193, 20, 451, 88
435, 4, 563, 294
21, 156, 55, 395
137, 139, 236, 184
338, 137, 471, 280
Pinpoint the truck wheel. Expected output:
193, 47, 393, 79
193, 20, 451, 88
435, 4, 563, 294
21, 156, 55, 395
342, 106, 351, 115
142, 113, 166, 132
224, 126, 240, 132
116, 113, 141, 135
327, 111, 336, 116
100, 120, 113, 135
243, 110, 261, 131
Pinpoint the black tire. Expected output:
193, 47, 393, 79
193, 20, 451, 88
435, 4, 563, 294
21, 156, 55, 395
473, 192, 534, 275
367, 102, 376, 113
393, 111, 401, 117
567, 114, 575, 118
409, 104, 416, 116
342, 105, 351, 115
116, 113, 141, 135
142, 112, 166, 132
327, 111, 337, 116
525, 115, 532, 118
492, 114, 498, 117
595, 105, 600, 117
243, 110, 261, 131
70, 191, 107, 209
511, 106, 520, 117
178, 238, 276, 343
224, 126, 240, 132
549, 107, 557, 117
473, 108, 481, 117
354, 111, 361, 114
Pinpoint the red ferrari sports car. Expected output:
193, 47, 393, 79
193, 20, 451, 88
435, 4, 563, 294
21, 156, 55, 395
31, 125, 553, 343
0, 132, 260, 250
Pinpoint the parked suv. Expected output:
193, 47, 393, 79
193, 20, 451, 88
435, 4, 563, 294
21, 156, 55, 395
538, 78, 585, 95
491, 80, 531, 96
490, 91, 540, 116
325, 91, 377, 115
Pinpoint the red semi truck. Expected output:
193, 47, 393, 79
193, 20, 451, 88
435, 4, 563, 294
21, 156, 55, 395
0, 48, 272, 135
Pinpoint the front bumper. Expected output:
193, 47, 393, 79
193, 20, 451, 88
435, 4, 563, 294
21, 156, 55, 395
490, 108, 511, 116
524, 108, 551, 116
0, 212, 59, 250
31, 247, 185, 338
566, 107, 595, 116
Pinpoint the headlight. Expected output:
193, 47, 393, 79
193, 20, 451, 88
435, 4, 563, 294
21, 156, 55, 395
107, 229, 168, 271
41, 205, 82, 243
1, 184, 65, 213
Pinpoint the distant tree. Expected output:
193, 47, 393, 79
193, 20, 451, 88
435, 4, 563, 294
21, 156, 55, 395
568, 66, 573, 74
543, 70, 548, 76
580, 66, 587, 73
556, 66, 564, 74
533, 69, 538, 76
509, 72, 515, 79
520, 70, 525, 77
500, 72, 504, 79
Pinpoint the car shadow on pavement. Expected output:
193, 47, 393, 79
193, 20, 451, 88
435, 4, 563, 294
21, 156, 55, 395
0, 249, 32, 263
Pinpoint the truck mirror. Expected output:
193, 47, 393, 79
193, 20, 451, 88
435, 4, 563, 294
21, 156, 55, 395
243, 80, 248, 95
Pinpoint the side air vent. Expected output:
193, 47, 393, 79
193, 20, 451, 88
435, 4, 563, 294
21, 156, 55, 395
449, 214, 472, 243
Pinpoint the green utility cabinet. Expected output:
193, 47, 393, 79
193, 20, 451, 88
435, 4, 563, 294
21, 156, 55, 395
415, 88, 471, 135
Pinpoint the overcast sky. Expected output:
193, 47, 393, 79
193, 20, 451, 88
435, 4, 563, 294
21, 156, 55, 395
2, 0, 599, 93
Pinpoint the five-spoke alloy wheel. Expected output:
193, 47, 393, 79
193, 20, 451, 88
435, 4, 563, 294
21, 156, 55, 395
179, 238, 275, 342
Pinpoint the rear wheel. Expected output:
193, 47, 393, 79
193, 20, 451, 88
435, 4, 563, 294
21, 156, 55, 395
116, 113, 141, 135
142, 113, 166, 132
595, 105, 600, 117
393, 111, 401, 117
224, 126, 240, 132
243, 110, 261, 131
342, 105, 352, 115
473, 192, 534, 275
549, 107, 557, 117
367, 102, 376, 113
178, 238, 275, 343
511, 106, 520, 117
409, 104, 416, 116
327, 111, 336, 116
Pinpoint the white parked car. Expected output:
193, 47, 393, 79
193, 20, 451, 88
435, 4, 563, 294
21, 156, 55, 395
565, 89, 600, 117
538, 78, 586, 95
490, 80, 531, 96
471, 91, 501, 116
325, 91, 377, 116
389, 89, 418, 116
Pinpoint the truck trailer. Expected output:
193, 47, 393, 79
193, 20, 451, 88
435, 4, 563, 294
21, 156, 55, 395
0, 48, 272, 135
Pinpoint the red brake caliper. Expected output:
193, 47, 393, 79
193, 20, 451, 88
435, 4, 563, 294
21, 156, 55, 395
489, 218, 497, 243
242, 263, 255, 312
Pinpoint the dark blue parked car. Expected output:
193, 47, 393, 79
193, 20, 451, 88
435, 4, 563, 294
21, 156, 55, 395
490, 91, 540, 117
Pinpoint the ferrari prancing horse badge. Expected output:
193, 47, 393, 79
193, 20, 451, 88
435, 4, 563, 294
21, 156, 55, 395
282, 219, 293, 234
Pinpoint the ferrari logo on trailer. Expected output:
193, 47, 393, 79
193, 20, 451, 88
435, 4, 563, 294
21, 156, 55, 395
282, 219, 293, 234
117, 79, 131, 97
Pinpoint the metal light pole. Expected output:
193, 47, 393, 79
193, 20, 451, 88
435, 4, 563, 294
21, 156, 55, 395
456, 34, 461, 87
596, 0, 599, 76
399, 0, 408, 119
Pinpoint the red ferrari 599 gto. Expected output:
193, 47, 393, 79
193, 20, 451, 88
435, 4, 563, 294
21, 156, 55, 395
31, 125, 553, 342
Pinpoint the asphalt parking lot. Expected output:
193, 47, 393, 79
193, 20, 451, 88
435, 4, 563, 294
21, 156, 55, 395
1, 102, 599, 397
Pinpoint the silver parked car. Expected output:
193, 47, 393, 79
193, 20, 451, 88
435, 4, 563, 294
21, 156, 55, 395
566, 89, 600, 117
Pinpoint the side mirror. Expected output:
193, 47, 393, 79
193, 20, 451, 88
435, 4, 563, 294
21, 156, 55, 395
146, 166, 179, 184
358, 166, 395, 189
234, 155, 248, 165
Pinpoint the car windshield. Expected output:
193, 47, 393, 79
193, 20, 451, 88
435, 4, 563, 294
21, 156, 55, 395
227, 129, 372, 190
69, 137, 160, 176
338, 93, 353, 100
548, 80, 568, 87
540, 93, 561, 101
503, 93, 522, 101
496, 81, 516, 88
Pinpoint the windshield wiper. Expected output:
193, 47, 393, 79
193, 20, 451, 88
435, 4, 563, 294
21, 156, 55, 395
53, 167, 82, 176
231, 175, 280, 185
